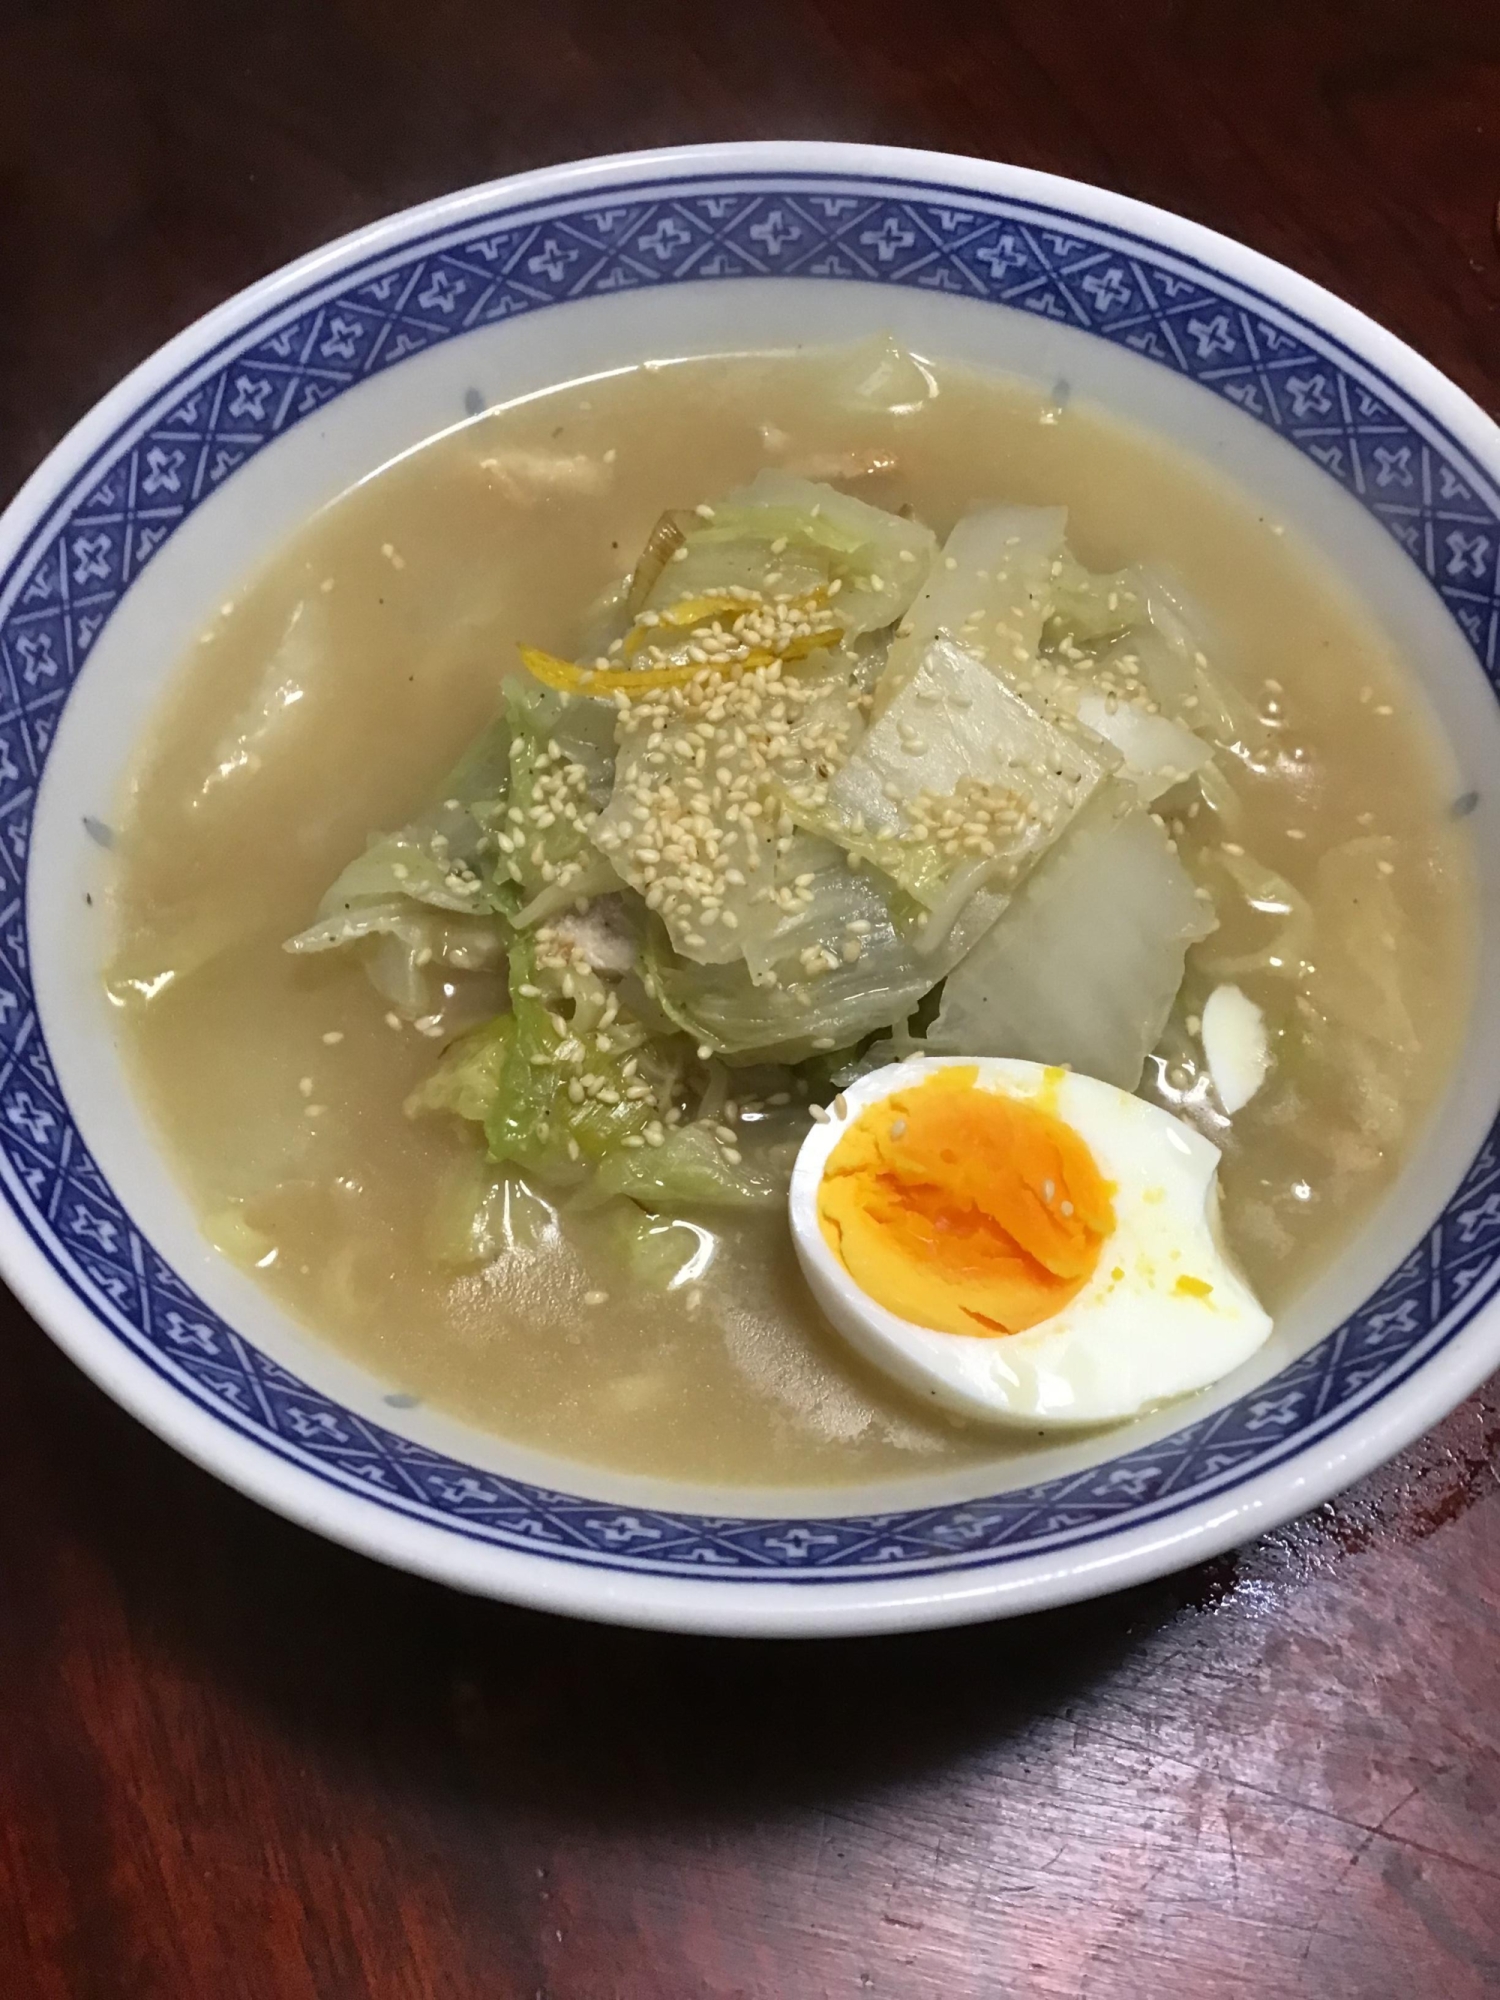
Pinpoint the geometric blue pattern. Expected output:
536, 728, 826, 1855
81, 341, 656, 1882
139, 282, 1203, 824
3, 167, 1498, 1580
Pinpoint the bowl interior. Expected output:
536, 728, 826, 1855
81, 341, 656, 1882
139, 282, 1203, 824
6, 159, 1500, 1607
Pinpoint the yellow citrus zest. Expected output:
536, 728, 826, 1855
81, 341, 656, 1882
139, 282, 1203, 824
518, 623, 843, 700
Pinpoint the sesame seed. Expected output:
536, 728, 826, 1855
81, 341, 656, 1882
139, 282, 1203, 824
321, 1031, 343, 1046
809, 1103, 832, 1124
583, 1290, 609, 1307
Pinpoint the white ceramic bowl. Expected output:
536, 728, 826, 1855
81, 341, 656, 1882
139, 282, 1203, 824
4, 141, 1498, 1637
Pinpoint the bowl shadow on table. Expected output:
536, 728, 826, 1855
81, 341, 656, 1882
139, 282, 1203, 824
19, 1310, 1499, 1828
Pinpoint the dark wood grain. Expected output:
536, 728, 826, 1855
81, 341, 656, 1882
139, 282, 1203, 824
3, 2, 1500, 1993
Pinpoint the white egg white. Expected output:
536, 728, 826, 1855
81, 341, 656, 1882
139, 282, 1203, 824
790, 1056, 1273, 1428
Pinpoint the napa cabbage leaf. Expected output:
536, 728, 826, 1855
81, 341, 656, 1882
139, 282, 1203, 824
927, 789, 1216, 1088
797, 637, 1114, 930
645, 471, 935, 638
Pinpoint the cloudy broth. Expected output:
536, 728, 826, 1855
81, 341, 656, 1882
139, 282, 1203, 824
108, 350, 1473, 1485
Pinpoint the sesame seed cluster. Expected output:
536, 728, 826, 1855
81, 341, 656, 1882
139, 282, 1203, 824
389, 830, 486, 909
514, 942, 680, 1158
602, 582, 845, 673
592, 603, 864, 965
820, 637, 1109, 908
492, 735, 601, 900
905, 776, 1040, 862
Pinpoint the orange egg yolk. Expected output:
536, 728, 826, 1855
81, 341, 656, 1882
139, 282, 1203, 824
817, 1066, 1116, 1337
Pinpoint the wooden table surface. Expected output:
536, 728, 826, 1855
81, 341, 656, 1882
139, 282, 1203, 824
3, 3, 1500, 1994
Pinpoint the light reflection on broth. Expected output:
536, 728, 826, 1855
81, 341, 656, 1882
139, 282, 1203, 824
108, 349, 1473, 1485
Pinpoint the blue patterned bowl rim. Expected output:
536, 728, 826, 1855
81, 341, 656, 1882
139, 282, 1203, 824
2, 143, 1498, 1636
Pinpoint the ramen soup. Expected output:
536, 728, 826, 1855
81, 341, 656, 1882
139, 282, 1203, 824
107, 340, 1473, 1484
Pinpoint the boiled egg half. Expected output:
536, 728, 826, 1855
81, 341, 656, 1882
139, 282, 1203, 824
790, 1057, 1272, 1428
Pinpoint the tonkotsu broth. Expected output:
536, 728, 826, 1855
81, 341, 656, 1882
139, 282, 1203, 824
109, 350, 1473, 1484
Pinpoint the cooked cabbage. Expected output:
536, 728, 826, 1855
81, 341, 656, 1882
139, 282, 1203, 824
590, 681, 782, 966
808, 637, 1114, 917
1128, 575, 1265, 753
822, 333, 938, 418
1304, 837, 1417, 1053
424, 1156, 560, 1269
928, 790, 1216, 1088
635, 777, 1016, 1061
290, 467, 1271, 1222
284, 715, 512, 1016
594, 1123, 792, 1209
493, 681, 620, 927
881, 504, 1067, 701
1195, 847, 1314, 981
644, 906, 937, 1065
1071, 690, 1212, 802
1043, 554, 1145, 648
646, 471, 935, 638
